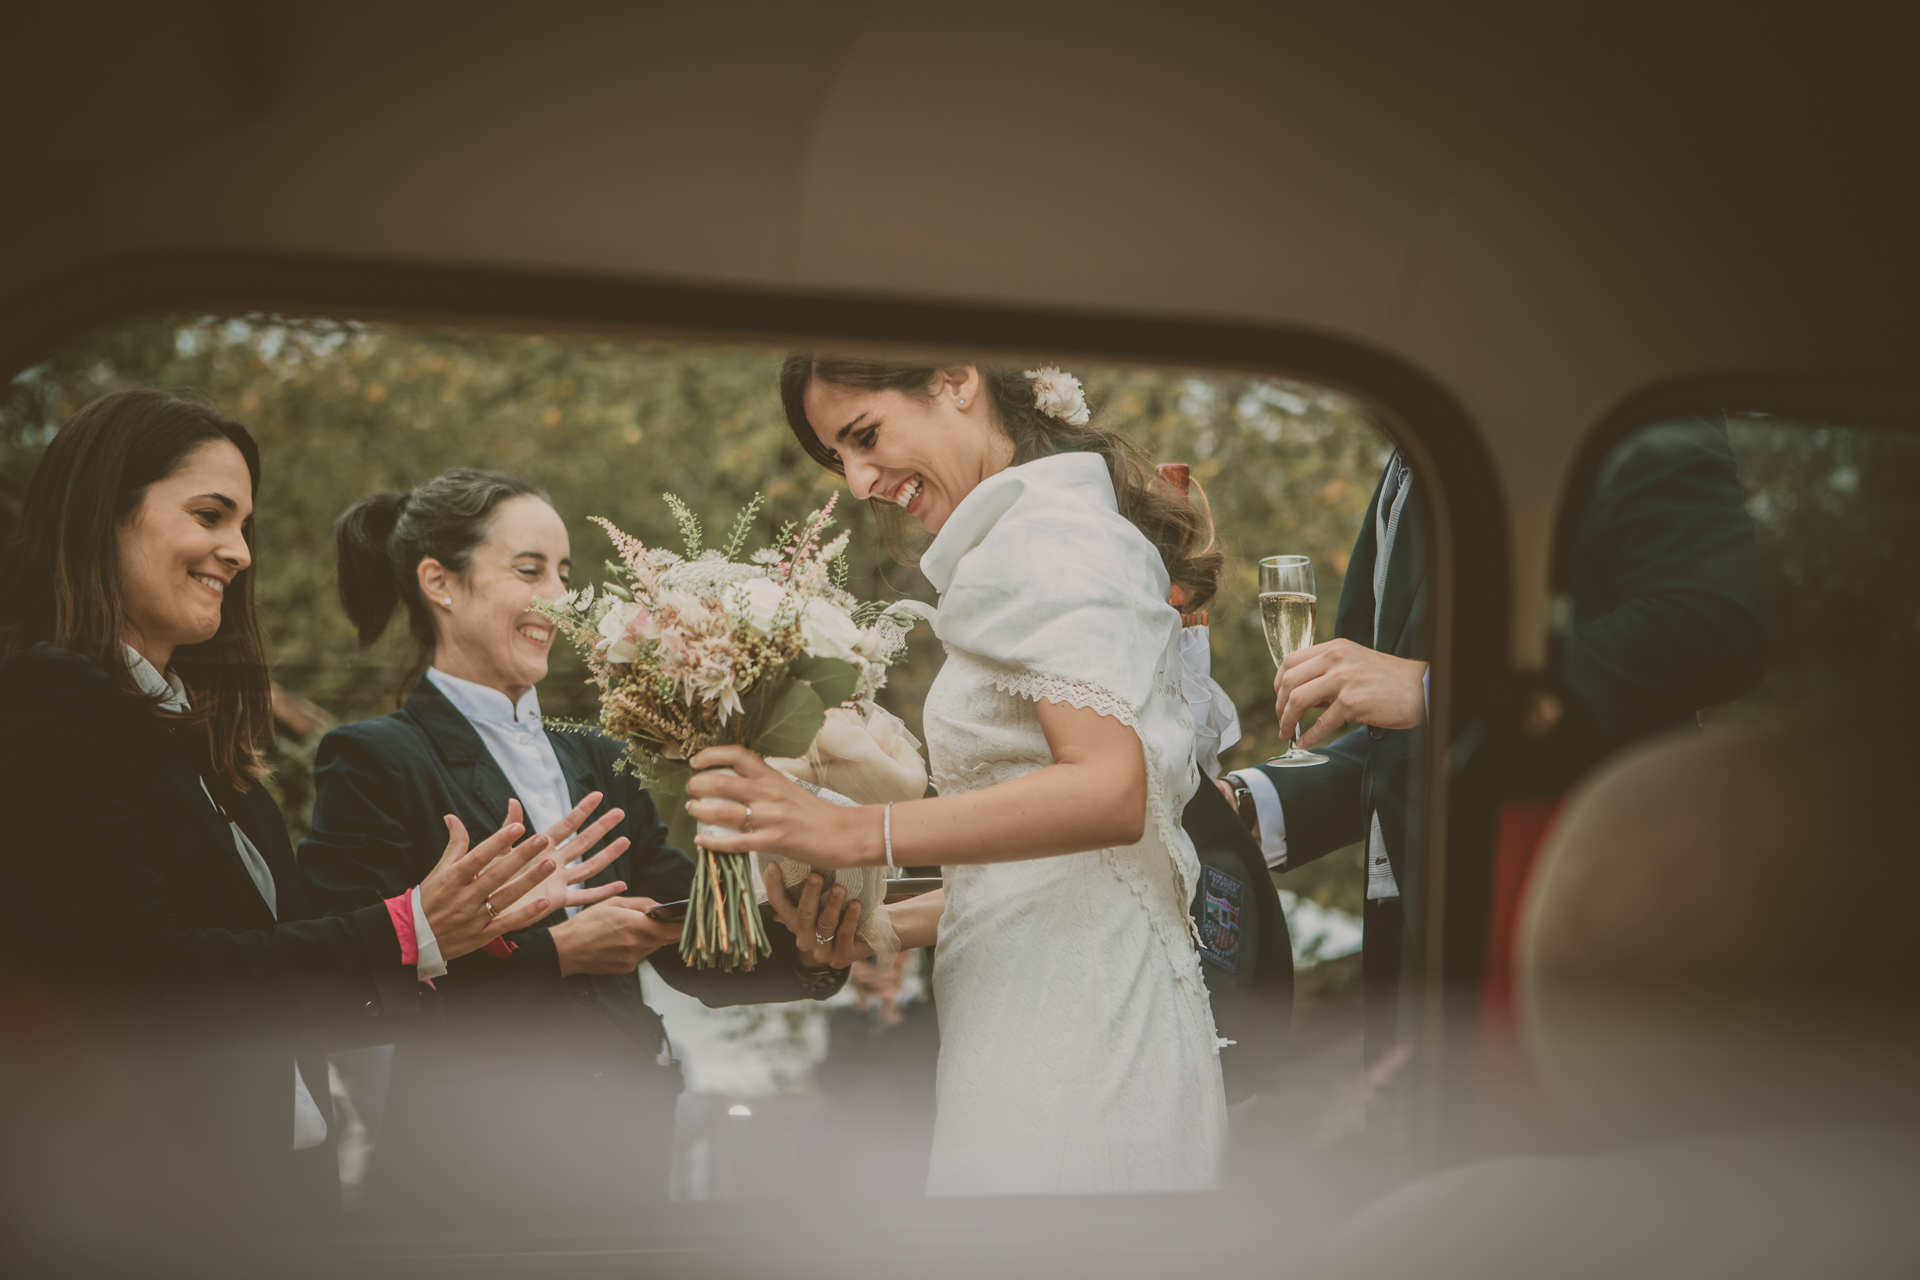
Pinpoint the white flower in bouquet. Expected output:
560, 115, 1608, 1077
596, 599, 649, 665
730, 575, 790, 635
658, 553, 762, 599
800, 596, 865, 664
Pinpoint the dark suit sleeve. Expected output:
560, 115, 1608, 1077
1564, 418, 1767, 745
1252, 726, 1370, 870
6, 720, 412, 1034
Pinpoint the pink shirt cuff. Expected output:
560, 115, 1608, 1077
384, 891, 418, 965
386, 888, 518, 965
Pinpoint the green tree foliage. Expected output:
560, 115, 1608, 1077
2, 316, 1391, 914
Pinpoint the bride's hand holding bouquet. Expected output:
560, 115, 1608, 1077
537, 493, 923, 971
685, 744, 875, 870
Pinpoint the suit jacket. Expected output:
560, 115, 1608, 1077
1260, 416, 1764, 898
0, 644, 421, 1223
1254, 460, 1433, 894
298, 677, 842, 1222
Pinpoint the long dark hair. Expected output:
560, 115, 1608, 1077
0, 390, 271, 788
335, 469, 549, 700
780, 355, 1223, 608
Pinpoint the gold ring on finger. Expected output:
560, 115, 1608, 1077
484, 896, 500, 920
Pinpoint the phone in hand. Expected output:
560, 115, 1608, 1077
647, 899, 690, 923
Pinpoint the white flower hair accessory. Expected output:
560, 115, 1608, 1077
1024, 365, 1091, 427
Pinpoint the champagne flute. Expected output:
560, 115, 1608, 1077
1260, 555, 1328, 767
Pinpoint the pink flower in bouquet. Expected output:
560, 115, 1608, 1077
689, 638, 745, 719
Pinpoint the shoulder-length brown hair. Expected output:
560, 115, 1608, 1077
0, 390, 272, 789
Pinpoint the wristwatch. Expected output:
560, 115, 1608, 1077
1228, 781, 1261, 841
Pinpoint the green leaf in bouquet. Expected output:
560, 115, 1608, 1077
790, 655, 859, 708
648, 760, 696, 857
751, 679, 825, 759
602, 581, 634, 602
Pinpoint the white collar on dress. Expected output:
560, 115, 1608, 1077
919, 452, 1115, 595
123, 644, 190, 712
426, 666, 541, 726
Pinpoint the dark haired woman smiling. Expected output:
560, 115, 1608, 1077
0, 391, 557, 1225
301, 470, 845, 1225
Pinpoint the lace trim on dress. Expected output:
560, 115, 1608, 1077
968, 658, 1141, 730
958, 652, 1219, 1044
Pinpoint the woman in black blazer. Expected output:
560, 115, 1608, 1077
300, 470, 845, 1227
0, 393, 555, 1230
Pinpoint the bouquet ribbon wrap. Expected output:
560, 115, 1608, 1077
764, 700, 928, 969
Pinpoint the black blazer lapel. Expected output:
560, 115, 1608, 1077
549, 732, 625, 894
1334, 462, 1389, 644
231, 782, 309, 921
405, 678, 576, 929
547, 731, 603, 814
403, 678, 520, 831
150, 737, 277, 922
1373, 479, 1431, 659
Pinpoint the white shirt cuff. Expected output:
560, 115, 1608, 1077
1228, 768, 1289, 869
412, 887, 448, 982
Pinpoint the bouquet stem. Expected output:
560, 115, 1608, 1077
682, 767, 771, 971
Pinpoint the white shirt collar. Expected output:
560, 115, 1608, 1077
426, 666, 541, 726
123, 644, 190, 712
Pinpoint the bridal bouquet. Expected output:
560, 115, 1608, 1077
539, 494, 917, 971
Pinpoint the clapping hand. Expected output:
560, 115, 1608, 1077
418, 800, 554, 960
500, 790, 631, 918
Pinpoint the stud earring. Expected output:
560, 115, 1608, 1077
957, 398, 967, 407
442, 597, 453, 607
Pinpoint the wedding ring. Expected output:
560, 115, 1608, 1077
742, 805, 753, 833
815, 933, 836, 945
484, 896, 500, 920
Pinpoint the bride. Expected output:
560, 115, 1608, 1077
685, 357, 1227, 1195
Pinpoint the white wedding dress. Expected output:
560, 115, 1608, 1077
911, 452, 1228, 1196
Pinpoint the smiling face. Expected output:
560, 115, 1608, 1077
803, 366, 1016, 534
115, 439, 254, 673
420, 494, 571, 705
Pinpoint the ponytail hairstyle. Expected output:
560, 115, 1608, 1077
0, 389, 271, 789
334, 469, 549, 701
780, 355, 1223, 609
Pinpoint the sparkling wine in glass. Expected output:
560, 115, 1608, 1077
1260, 555, 1328, 767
